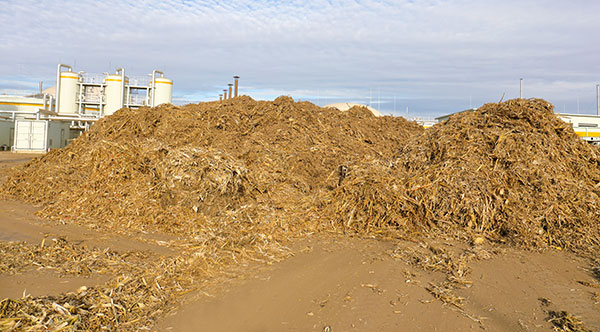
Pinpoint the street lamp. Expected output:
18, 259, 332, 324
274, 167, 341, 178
520, 78, 523, 99
596, 84, 599, 116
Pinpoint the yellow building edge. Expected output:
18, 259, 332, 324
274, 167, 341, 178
0, 102, 44, 107
575, 131, 600, 137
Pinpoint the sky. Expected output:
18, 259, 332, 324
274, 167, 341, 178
1, 0, 599, 118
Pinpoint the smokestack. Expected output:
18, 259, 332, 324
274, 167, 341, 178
39, 81, 43, 94
228, 83, 233, 99
219, 94, 223, 101
233, 76, 239, 97
223, 89, 228, 100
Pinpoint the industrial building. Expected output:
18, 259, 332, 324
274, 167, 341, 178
324, 102, 383, 117
556, 113, 600, 143
0, 64, 172, 152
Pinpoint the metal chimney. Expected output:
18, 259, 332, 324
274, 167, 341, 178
228, 83, 233, 99
233, 76, 239, 97
219, 94, 223, 101
39, 81, 43, 94
223, 89, 228, 100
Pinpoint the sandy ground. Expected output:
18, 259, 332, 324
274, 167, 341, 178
154, 237, 599, 332
1, 152, 599, 331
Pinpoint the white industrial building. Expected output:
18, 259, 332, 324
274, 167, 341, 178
0, 64, 173, 152
556, 113, 600, 143
324, 102, 383, 117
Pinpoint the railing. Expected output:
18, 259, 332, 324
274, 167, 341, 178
81, 86, 103, 103
128, 94, 148, 106
80, 73, 105, 84
128, 75, 152, 87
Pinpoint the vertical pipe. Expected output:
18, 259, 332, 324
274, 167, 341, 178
228, 84, 233, 99
233, 76, 239, 97
223, 89, 228, 100
115, 68, 125, 109
56, 64, 72, 113
39, 81, 43, 94
78, 79, 84, 114
151, 70, 164, 107
99, 82, 104, 117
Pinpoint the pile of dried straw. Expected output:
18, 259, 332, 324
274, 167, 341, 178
3, 97, 600, 330
328, 99, 600, 252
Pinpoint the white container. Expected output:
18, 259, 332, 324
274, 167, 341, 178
152, 77, 173, 106
13, 120, 71, 152
104, 74, 128, 115
58, 71, 79, 114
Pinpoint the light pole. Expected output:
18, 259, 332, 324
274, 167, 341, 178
520, 78, 523, 99
597, 84, 600, 116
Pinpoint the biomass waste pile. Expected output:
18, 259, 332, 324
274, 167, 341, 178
329, 99, 600, 252
0, 96, 422, 331
1, 96, 599, 331
3, 96, 421, 238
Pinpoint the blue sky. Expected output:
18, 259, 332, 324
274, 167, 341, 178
1, 0, 599, 118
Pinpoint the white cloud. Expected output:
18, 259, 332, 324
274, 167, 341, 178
0, 0, 599, 116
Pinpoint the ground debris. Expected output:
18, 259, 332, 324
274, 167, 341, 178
547, 310, 593, 332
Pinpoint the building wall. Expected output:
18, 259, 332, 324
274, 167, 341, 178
558, 114, 600, 141
0, 96, 46, 112
47, 121, 71, 149
0, 120, 14, 149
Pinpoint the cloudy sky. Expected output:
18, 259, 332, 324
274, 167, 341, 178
1, 0, 599, 118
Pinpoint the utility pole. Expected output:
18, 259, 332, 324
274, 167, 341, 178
520, 78, 523, 99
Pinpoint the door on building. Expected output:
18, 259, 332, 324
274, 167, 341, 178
15, 120, 47, 151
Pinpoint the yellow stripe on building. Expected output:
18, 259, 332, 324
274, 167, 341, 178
0, 102, 44, 107
575, 131, 600, 138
